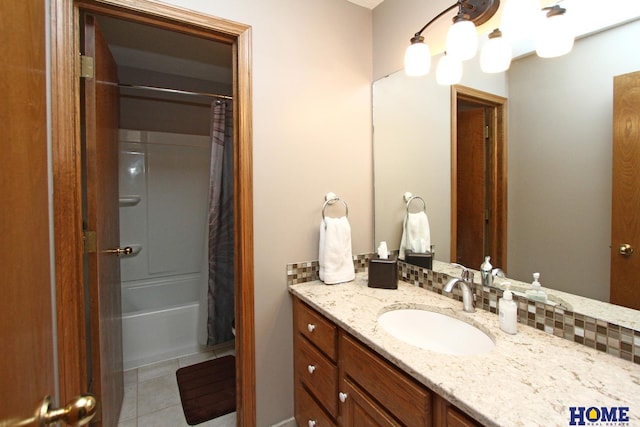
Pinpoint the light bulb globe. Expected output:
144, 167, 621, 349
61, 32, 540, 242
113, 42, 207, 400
404, 40, 431, 76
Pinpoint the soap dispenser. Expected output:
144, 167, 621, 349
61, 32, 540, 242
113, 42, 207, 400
368, 241, 398, 289
498, 283, 518, 334
525, 272, 548, 303
480, 256, 493, 287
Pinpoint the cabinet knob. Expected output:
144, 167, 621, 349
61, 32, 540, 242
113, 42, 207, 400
307, 364, 316, 374
339, 392, 348, 403
308, 419, 316, 427
307, 323, 316, 332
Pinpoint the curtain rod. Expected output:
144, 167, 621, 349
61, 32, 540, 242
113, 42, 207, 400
118, 83, 232, 100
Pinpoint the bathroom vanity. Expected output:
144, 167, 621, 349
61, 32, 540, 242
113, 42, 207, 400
289, 274, 640, 427
293, 296, 480, 426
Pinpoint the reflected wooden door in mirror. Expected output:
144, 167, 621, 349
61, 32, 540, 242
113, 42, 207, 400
452, 85, 507, 271
610, 70, 640, 310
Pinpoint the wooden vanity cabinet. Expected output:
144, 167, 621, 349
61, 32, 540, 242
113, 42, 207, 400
293, 297, 483, 427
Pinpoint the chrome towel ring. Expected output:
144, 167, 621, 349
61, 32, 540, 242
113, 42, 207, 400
403, 191, 426, 214
322, 192, 349, 225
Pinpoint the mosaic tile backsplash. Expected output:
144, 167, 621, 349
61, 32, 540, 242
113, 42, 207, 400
287, 254, 640, 365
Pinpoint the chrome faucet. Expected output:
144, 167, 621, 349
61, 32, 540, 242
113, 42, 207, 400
444, 263, 476, 313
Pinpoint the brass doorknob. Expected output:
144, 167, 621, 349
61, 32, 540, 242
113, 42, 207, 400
37, 394, 97, 426
619, 243, 634, 257
1, 394, 97, 426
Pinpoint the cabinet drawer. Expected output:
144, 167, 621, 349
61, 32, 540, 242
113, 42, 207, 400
295, 383, 337, 427
295, 335, 338, 417
294, 298, 337, 361
340, 333, 432, 426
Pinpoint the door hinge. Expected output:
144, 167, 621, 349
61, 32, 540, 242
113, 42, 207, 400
84, 231, 97, 254
484, 125, 489, 139
80, 55, 95, 79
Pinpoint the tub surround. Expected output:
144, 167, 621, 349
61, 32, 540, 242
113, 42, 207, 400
119, 129, 211, 369
289, 274, 640, 426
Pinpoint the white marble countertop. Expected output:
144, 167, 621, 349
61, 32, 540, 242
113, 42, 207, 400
289, 273, 640, 427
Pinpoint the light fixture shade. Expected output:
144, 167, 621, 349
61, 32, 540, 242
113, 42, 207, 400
536, 10, 574, 58
446, 19, 478, 61
436, 54, 462, 85
480, 30, 512, 73
404, 39, 431, 76
501, 0, 542, 42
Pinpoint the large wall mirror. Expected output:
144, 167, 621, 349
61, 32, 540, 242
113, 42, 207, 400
373, 14, 640, 325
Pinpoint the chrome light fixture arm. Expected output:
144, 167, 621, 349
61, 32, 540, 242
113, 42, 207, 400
411, 0, 500, 40
411, 2, 459, 42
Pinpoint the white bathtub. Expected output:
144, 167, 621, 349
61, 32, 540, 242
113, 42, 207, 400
121, 275, 204, 370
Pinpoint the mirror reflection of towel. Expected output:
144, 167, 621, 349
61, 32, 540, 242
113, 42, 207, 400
319, 217, 355, 284
400, 212, 431, 259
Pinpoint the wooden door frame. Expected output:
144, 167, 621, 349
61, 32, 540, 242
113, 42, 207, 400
451, 85, 507, 271
50, 1, 255, 425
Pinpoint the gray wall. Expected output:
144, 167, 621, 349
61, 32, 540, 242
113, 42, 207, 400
507, 20, 640, 300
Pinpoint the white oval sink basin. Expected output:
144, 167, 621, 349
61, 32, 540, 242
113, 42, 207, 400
378, 309, 494, 355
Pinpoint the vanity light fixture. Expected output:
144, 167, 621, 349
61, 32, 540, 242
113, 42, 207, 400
446, 11, 479, 60
536, 5, 575, 58
404, 0, 575, 81
436, 52, 463, 85
480, 28, 512, 73
500, 0, 542, 43
404, 0, 500, 77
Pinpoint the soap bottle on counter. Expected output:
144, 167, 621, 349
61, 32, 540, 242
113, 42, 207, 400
498, 283, 518, 334
525, 272, 548, 303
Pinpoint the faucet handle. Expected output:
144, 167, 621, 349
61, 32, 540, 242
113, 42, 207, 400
451, 262, 467, 271
451, 263, 474, 283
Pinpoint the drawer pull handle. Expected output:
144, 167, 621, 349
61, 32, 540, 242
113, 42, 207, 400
307, 364, 316, 374
339, 392, 348, 403
308, 420, 316, 427
307, 323, 316, 332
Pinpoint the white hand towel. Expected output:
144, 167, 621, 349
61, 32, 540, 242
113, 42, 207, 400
399, 211, 431, 259
319, 216, 355, 284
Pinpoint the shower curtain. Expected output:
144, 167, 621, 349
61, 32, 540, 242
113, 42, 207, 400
206, 100, 235, 346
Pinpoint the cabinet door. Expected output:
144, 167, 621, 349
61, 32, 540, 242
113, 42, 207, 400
445, 407, 482, 427
341, 378, 400, 427
433, 395, 483, 427
340, 333, 432, 426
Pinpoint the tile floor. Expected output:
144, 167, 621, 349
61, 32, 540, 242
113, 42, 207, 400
118, 343, 236, 427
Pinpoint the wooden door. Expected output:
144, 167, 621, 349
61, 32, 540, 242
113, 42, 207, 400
82, 14, 124, 426
610, 71, 640, 310
0, 0, 57, 423
456, 108, 487, 268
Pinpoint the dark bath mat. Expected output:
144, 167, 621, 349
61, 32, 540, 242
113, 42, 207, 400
176, 355, 236, 425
